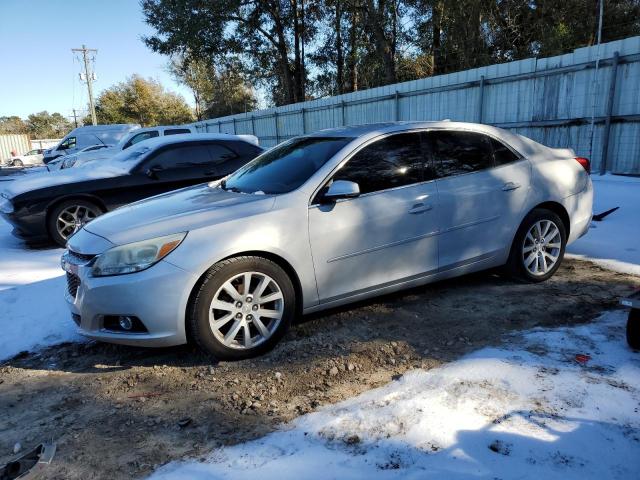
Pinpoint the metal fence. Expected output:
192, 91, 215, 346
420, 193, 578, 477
0, 134, 31, 162
31, 138, 61, 150
193, 36, 640, 175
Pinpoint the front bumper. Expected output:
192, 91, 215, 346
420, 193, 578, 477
1, 211, 49, 243
63, 258, 199, 347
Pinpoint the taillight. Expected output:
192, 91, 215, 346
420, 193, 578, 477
575, 157, 590, 174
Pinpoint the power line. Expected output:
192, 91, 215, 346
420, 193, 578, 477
72, 45, 98, 125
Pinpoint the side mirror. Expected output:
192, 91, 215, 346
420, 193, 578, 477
322, 180, 360, 202
145, 165, 163, 179
58, 144, 68, 151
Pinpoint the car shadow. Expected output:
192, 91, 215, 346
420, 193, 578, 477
4, 257, 638, 374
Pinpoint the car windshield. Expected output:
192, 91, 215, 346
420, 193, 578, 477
96, 145, 151, 171
222, 136, 350, 194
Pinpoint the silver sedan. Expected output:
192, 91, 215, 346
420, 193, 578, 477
62, 121, 593, 359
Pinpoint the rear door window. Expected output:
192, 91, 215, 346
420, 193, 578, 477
331, 132, 425, 194
206, 144, 238, 164
164, 128, 191, 135
123, 131, 160, 149
149, 145, 212, 170
427, 131, 494, 178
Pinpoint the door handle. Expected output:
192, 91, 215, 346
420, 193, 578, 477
501, 182, 521, 191
408, 202, 433, 214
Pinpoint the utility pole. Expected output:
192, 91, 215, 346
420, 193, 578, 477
587, 0, 605, 170
71, 109, 78, 128
72, 45, 98, 125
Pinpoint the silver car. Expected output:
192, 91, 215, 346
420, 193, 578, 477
62, 122, 593, 359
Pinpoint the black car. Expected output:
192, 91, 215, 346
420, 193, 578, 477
0, 134, 262, 246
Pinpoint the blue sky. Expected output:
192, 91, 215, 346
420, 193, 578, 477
0, 0, 194, 120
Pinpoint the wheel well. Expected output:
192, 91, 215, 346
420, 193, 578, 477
46, 195, 107, 222
45, 195, 107, 235
531, 201, 570, 237
184, 251, 305, 342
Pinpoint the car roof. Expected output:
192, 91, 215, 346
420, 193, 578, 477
71, 124, 139, 133
133, 125, 194, 133
131, 132, 258, 149
306, 120, 510, 139
305, 121, 531, 152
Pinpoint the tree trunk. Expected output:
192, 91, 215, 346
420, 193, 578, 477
346, 7, 359, 92
270, 10, 297, 104
193, 90, 202, 120
432, 0, 442, 74
364, 0, 396, 85
335, 1, 344, 94
292, 0, 304, 102
300, 0, 306, 99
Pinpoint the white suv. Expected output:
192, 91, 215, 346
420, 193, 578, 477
61, 125, 197, 169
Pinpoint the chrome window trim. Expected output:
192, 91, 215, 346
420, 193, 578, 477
422, 129, 527, 182
308, 128, 434, 207
308, 127, 527, 206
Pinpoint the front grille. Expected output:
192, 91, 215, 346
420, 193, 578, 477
66, 272, 81, 297
67, 250, 96, 264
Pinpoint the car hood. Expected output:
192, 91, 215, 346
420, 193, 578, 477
2, 163, 128, 198
83, 184, 276, 246
75, 147, 118, 164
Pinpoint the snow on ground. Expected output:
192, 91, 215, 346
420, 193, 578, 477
567, 174, 640, 275
151, 311, 640, 480
0, 216, 81, 361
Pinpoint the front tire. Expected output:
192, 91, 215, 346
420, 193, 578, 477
506, 208, 567, 282
12, 159, 23, 167
188, 256, 296, 360
47, 199, 103, 247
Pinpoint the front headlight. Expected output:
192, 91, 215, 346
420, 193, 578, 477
90, 232, 187, 277
0, 194, 14, 214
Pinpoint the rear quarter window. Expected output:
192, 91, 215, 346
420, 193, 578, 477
491, 138, 521, 166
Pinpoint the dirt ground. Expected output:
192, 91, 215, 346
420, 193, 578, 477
1, 258, 638, 479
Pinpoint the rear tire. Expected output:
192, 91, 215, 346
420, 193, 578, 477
47, 199, 103, 247
188, 256, 295, 360
506, 208, 567, 283
627, 309, 640, 350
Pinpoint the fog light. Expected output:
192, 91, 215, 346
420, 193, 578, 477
118, 316, 133, 331
102, 314, 148, 333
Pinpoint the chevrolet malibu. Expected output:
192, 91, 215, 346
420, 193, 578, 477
62, 122, 593, 359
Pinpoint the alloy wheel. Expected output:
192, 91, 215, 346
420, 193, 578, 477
522, 219, 562, 276
56, 204, 100, 240
209, 271, 284, 350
